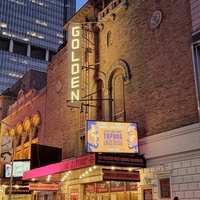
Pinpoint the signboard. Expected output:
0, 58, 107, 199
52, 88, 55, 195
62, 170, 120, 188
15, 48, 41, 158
103, 169, 140, 182
5, 187, 31, 194
110, 181, 124, 192
5, 160, 30, 178
29, 183, 58, 191
96, 153, 146, 168
86, 121, 138, 153
70, 188, 78, 200
85, 183, 95, 194
126, 182, 138, 191
96, 182, 109, 193
1, 136, 13, 164
67, 23, 82, 108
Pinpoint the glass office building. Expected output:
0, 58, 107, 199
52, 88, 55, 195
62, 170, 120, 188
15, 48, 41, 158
0, 0, 76, 94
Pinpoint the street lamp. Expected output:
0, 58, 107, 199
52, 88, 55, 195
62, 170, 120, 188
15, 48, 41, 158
0, 120, 16, 200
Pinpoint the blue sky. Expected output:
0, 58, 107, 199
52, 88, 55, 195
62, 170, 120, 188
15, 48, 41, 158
76, 0, 88, 11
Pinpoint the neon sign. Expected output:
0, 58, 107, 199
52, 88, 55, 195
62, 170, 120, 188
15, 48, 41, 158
67, 23, 82, 107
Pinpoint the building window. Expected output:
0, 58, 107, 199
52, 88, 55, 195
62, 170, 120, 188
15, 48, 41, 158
193, 43, 200, 118
31, 46, 46, 60
0, 37, 9, 51
110, 69, 126, 121
13, 41, 27, 56
155, 170, 172, 200
107, 31, 112, 46
160, 178, 171, 198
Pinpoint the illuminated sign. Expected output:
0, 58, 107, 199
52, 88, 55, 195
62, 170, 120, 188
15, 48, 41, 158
67, 23, 82, 107
103, 169, 140, 182
5, 160, 30, 178
96, 153, 146, 168
29, 183, 58, 191
86, 121, 139, 153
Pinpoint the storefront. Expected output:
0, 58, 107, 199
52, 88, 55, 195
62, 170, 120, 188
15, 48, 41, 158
22, 153, 146, 200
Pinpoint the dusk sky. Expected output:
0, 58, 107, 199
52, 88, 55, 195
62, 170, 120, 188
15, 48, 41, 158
76, 0, 88, 11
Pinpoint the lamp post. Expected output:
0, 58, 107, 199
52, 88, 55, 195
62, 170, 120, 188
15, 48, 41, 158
0, 120, 16, 200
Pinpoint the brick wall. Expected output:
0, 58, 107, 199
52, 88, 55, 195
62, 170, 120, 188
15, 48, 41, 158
97, 0, 198, 137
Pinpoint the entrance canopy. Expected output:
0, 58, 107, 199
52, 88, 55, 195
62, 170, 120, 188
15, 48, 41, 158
22, 153, 145, 183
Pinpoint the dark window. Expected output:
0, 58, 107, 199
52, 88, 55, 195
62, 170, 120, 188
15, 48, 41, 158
0, 37, 9, 51
13, 41, 27, 56
31, 46, 46, 60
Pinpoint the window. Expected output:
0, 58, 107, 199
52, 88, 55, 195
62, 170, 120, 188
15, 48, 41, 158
0, 37, 9, 51
155, 170, 172, 200
107, 31, 112, 46
193, 44, 200, 117
160, 178, 170, 198
13, 41, 27, 56
110, 70, 126, 121
31, 46, 46, 60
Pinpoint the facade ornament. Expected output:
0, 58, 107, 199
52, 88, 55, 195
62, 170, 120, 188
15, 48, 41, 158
149, 10, 163, 29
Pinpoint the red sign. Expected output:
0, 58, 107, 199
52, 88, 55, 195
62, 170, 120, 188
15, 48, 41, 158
110, 181, 124, 192
85, 183, 95, 194
70, 188, 78, 200
103, 169, 140, 182
126, 182, 138, 191
96, 182, 109, 193
29, 183, 58, 191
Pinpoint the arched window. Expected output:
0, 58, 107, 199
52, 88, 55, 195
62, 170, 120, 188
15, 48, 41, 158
110, 69, 126, 121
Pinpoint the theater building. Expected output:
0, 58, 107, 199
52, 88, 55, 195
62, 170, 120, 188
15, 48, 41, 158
1, 0, 200, 200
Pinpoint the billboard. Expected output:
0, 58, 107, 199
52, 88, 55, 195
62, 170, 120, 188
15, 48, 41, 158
1, 136, 13, 164
4, 159, 30, 178
86, 121, 139, 153
67, 23, 82, 108
31, 144, 62, 169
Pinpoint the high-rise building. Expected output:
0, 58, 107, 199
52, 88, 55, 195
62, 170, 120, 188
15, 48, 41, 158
0, 0, 76, 94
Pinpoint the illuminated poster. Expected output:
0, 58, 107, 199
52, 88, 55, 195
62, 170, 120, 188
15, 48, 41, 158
96, 182, 109, 193
67, 23, 82, 108
86, 121, 138, 153
70, 188, 78, 200
1, 136, 13, 164
110, 181, 124, 192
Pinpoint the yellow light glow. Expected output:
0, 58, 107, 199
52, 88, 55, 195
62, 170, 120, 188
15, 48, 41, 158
71, 90, 80, 101
71, 52, 80, 62
72, 26, 80, 37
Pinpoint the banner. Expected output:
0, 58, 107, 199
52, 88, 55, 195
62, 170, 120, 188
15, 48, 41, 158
86, 121, 138, 153
1, 136, 13, 164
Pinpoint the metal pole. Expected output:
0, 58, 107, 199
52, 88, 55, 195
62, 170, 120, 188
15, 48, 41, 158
0, 121, 15, 200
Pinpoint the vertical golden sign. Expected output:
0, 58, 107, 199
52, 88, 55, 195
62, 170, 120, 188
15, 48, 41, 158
67, 23, 82, 108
